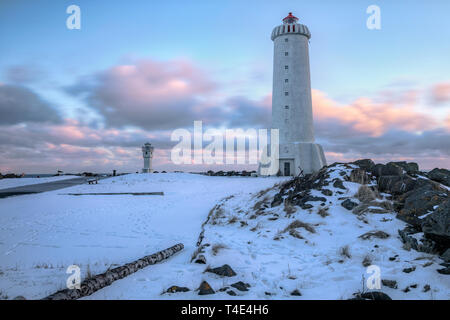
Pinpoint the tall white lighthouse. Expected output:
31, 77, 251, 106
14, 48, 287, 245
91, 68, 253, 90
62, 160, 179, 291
271, 12, 326, 176
142, 142, 154, 173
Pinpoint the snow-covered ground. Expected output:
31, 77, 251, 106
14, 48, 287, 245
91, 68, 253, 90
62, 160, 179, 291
0, 173, 287, 299
184, 164, 449, 300
0, 175, 77, 190
0, 169, 447, 300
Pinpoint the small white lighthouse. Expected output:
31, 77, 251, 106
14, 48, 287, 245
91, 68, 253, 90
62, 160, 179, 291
270, 12, 326, 175
142, 142, 154, 173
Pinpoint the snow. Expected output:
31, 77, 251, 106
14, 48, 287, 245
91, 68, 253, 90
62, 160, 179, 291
0, 175, 77, 190
0, 168, 448, 300
0, 173, 287, 299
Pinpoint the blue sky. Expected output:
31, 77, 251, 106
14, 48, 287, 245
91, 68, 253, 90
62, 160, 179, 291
0, 0, 449, 173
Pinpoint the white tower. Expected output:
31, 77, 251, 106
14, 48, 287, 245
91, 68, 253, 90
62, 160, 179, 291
271, 12, 326, 176
142, 142, 154, 173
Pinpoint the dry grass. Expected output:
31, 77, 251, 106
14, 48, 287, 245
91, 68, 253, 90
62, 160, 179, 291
355, 185, 377, 203
339, 245, 352, 259
283, 219, 316, 234
317, 207, 329, 218
362, 255, 372, 267
210, 206, 225, 225
228, 216, 238, 224
250, 222, 262, 232
253, 196, 269, 211
211, 243, 228, 256
283, 199, 296, 215
289, 229, 304, 239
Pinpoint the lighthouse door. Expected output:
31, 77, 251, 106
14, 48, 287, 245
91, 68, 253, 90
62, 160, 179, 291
284, 162, 291, 176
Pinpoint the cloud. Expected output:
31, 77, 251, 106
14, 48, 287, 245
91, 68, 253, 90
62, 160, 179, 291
312, 89, 438, 137
430, 82, 450, 104
0, 85, 62, 125
67, 59, 219, 130
4, 65, 44, 84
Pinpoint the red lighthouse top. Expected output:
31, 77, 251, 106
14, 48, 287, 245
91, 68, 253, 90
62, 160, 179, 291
282, 12, 299, 24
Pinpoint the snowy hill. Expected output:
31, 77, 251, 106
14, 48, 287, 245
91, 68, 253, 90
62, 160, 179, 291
0, 164, 448, 300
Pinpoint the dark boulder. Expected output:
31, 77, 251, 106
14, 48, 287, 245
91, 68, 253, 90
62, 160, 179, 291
427, 168, 450, 187
333, 179, 346, 190
389, 161, 419, 175
166, 285, 190, 293
290, 289, 302, 296
371, 163, 404, 177
352, 291, 392, 300
348, 168, 370, 184
198, 281, 215, 295
321, 189, 333, 196
206, 264, 237, 277
351, 159, 375, 172
382, 280, 398, 289
378, 175, 416, 195
231, 281, 250, 292
396, 180, 447, 227
421, 198, 450, 250
341, 199, 358, 211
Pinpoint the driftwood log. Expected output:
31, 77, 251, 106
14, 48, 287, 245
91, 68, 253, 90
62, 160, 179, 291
43, 243, 184, 300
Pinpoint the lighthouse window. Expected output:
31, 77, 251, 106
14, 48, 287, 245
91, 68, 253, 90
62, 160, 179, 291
285, 65, 288, 70
285, 79, 288, 83
285, 38, 288, 42
285, 92, 289, 96
285, 52, 288, 56
285, 105, 289, 109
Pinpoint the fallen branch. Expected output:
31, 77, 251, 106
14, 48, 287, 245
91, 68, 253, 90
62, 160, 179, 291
43, 243, 183, 300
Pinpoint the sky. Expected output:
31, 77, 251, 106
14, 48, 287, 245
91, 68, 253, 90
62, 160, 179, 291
0, 0, 449, 173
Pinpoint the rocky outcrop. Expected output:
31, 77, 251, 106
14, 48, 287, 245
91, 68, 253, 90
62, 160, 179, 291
421, 198, 450, 251
396, 179, 447, 227
206, 264, 237, 277
427, 168, 450, 187
389, 161, 419, 175
378, 175, 416, 195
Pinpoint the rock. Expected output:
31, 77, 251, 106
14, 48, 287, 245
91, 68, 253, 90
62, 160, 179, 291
389, 161, 419, 175
354, 291, 392, 300
377, 175, 416, 195
427, 168, 450, 187
421, 198, 450, 250
290, 289, 302, 296
166, 285, 190, 293
198, 281, 215, 295
321, 189, 333, 196
423, 284, 431, 292
341, 199, 358, 211
13, 296, 26, 300
402, 266, 416, 273
231, 281, 250, 292
396, 180, 447, 227
226, 290, 237, 296
304, 195, 327, 202
371, 163, 404, 177
301, 204, 313, 210
382, 280, 398, 289
437, 266, 450, 275
348, 168, 370, 184
441, 248, 450, 262
398, 228, 435, 253
206, 264, 237, 277
352, 201, 392, 215
271, 193, 283, 207
194, 254, 207, 264
359, 230, 390, 240
351, 159, 375, 172
333, 179, 346, 190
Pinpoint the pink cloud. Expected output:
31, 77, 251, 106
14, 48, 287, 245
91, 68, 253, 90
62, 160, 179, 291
312, 89, 437, 136
430, 82, 450, 104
